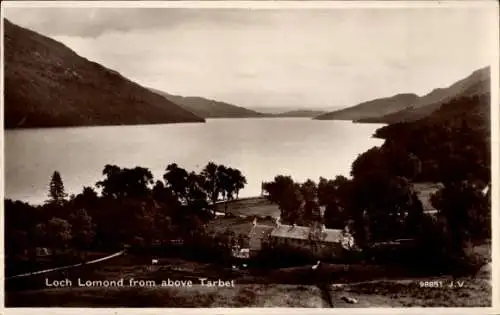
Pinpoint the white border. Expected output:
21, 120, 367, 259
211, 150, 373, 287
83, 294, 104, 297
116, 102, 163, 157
0, 1, 498, 314
0, 0, 499, 9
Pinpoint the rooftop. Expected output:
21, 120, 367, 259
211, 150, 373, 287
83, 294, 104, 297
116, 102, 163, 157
270, 224, 344, 243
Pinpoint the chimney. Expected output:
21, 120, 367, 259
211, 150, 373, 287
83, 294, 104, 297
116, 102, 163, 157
274, 216, 281, 227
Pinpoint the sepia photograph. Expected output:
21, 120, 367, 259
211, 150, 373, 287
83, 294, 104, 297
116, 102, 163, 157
1, 1, 498, 311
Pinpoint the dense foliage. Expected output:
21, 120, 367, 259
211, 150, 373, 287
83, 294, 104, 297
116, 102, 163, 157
367, 94, 490, 184
4, 162, 246, 275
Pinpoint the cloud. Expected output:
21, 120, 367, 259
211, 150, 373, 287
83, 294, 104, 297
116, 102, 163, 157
4, 8, 304, 38
4, 7, 496, 109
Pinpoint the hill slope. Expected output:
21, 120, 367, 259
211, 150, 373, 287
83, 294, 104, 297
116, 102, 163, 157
150, 89, 266, 118
4, 19, 204, 129
274, 110, 328, 118
314, 93, 419, 121
315, 66, 490, 123
359, 68, 490, 123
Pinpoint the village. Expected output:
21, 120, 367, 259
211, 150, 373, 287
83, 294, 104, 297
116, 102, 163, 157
204, 180, 475, 265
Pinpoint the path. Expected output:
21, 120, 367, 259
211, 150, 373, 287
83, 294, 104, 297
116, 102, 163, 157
6, 250, 125, 280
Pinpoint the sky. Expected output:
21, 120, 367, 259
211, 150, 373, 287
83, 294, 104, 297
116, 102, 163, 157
4, 5, 498, 110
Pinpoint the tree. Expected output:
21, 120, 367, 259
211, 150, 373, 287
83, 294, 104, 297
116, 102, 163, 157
431, 181, 490, 257
229, 168, 247, 199
217, 165, 232, 215
349, 175, 422, 248
34, 223, 48, 247
201, 162, 221, 213
69, 208, 95, 249
73, 186, 99, 213
97, 165, 154, 199
47, 171, 67, 205
262, 175, 295, 204
96, 165, 121, 198
185, 171, 210, 211
6, 230, 29, 259
46, 217, 72, 254
263, 175, 303, 225
300, 179, 320, 224
351, 147, 387, 179
318, 176, 352, 229
208, 166, 246, 215
163, 163, 190, 203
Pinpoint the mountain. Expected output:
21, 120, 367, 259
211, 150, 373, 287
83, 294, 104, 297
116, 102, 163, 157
273, 110, 328, 117
315, 66, 490, 124
358, 67, 490, 123
4, 19, 204, 129
314, 93, 419, 121
249, 106, 340, 115
150, 89, 266, 118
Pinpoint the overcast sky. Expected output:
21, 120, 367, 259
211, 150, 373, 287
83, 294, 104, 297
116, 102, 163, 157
4, 5, 497, 109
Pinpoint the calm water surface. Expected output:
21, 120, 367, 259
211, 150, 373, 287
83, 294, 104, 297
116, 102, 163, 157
5, 118, 385, 204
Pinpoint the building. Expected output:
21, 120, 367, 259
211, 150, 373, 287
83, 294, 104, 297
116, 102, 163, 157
267, 221, 355, 260
230, 216, 356, 260
232, 218, 274, 258
211, 215, 356, 260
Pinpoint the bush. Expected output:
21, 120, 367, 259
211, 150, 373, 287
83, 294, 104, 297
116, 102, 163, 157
253, 245, 315, 268
409, 214, 489, 276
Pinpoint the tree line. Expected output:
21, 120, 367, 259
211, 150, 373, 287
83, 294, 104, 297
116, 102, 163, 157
5, 162, 247, 274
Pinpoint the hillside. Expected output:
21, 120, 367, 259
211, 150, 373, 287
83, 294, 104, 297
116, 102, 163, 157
358, 67, 490, 123
4, 19, 205, 129
315, 66, 490, 123
314, 93, 419, 121
274, 110, 327, 118
150, 89, 266, 118
367, 92, 491, 184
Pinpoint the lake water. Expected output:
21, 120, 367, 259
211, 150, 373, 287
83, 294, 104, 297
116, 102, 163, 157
4, 118, 385, 205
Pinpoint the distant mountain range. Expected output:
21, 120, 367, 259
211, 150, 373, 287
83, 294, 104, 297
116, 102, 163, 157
273, 110, 328, 117
315, 66, 490, 124
4, 19, 205, 129
150, 89, 266, 118
250, 106, 337, 115
149, 90, 329, 118
314, 93, 419, 121
7, 18, 487, 129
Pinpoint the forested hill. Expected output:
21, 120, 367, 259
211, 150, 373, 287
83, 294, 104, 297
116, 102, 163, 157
4, 19, 205, 129
315, 66, 490, 124
314, 93, 419, 121
273, 110, 328, 117
150, 89, 266, 118
353, 92, 491, 185
358, 67, 490, 124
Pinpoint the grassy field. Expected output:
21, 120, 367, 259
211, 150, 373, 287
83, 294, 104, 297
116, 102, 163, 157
6, 284, 328, 307
215, 197, 280, 218
214, 183, 446, 218
205, 216, 275, 235
6, 274, 491, 307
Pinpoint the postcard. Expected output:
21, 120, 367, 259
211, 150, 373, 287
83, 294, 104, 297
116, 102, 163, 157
1, 1, 498, 314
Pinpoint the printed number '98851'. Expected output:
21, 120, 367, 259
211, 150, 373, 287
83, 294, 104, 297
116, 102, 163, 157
419, 281, 443, 288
